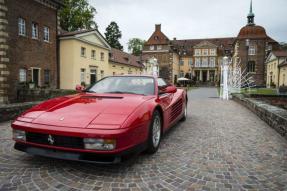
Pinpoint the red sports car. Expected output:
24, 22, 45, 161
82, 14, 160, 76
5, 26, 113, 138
12, 75, 187, 163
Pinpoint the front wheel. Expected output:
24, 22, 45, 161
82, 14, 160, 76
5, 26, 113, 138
180, 103, 187, 121
146, 110, 162, 154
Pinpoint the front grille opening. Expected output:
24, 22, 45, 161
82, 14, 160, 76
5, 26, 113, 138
26, 132, 84, 149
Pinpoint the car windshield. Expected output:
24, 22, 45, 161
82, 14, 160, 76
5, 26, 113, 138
86, 76, 155, 95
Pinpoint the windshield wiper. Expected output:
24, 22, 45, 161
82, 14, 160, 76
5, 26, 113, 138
105, 91, 145, 95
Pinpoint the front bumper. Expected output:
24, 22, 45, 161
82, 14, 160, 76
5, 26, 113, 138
15, 142, 146, 164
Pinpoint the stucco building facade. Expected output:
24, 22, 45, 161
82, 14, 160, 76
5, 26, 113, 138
59, 30, 143, 90
266, 50, 287, 88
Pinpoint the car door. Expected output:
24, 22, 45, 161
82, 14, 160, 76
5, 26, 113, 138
157, 78, 174, 130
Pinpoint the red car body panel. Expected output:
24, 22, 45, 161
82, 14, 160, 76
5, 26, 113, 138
11, 75, 187, 163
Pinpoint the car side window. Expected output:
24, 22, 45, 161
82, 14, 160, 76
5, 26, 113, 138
157, 78, 168, 88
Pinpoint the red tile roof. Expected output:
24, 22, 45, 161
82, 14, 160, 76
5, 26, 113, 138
109, 48, 144, 68
273, 50, 287, 57
171, 37, 236, 56
145, 24, 170, 45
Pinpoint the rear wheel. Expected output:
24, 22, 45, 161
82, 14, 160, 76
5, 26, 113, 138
146, 110, 162, 154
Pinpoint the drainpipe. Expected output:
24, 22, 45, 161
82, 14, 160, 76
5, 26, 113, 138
277, 58, 280, 88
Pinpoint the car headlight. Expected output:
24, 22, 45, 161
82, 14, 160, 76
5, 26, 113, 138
13, 129, 26, 141
83, 138, 116, 150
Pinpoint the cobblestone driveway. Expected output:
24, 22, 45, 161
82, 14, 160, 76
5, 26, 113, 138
0, 88, 287, 191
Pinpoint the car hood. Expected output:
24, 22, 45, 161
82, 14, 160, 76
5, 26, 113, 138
20, 94, 153, 128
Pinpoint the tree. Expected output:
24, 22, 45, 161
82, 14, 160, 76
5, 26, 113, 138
59, 0, 97, 32
105, 22, 123, 50
127, 38, 145, 56
280, 42, 287, 50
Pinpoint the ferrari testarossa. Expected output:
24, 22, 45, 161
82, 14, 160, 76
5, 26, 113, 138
12, 75, 188, 163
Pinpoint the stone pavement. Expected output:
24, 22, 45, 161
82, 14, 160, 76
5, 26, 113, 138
0, 88, 287, 191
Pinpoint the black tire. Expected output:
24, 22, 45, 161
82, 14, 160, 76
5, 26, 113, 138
146, 110, 162, 154
180, 103, 187, 122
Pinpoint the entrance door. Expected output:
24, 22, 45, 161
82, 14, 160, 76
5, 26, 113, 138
90, 69, 97, 85
202, 71, 207, 82
32, 68, 40, 87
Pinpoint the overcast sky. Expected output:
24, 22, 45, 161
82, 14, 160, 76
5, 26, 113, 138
89, 0, 287, 51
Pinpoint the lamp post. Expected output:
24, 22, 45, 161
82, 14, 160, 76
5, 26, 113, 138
221, 56, 229, 100
245, 39, 250, 88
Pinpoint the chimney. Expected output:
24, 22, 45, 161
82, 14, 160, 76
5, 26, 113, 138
173, 37, 177, 40
155, 24, 161, 31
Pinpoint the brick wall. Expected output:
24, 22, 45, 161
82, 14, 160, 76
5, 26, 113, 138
0, 0, 9, 103
237, 39, 267, 86
6, 0, 59, 103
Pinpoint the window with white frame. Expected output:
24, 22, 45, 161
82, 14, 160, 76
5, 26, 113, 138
44, 69, 50, 84
188, 59, 193, 66
91, 50, 96, 59
180, 71, 184, 78
209, 57, 216, 67
150, 45, 154, 50
203, 49, 208, 56
195, 49, 201, 56
157, 45, 162, 50
179, 59, 184, 66
81, 47, 86, 57
43, 26, 50, 42
19, 69, 27, 82
32, 23, 38, 39
195, 58, 201, 67
210, 49, 216, 56
18, 18, 26, 36
248, 45, 256, 55
80, 69, 86, 83
202, 57, 208, 67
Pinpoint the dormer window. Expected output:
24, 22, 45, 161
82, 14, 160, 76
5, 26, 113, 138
154, 36, 159, 40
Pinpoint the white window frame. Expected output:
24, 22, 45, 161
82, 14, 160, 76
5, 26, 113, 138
209, 57, 216, 67
91, 50, 96, 59
80, 68, 86, 83
202, 57, 208, 67
150, 45, 154, 50
188, 59, 193, 66
19, 68, 27, 82
32, 22, 38, 39
81, 47, 86, 57
18, 17, 26, 36
203, 49, 208, 56
210, 49, 216, 56
195, 49, 201, 56
157, 45, 162, 50
248, 45, 256, 55
43, 26, 50, 42
195, 58, 201, 67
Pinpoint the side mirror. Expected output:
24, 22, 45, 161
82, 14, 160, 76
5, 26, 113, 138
75, 85, 84, 93
160, 85, 177, 94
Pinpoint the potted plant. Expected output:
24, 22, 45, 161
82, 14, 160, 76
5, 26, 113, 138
28, 81, 35, 89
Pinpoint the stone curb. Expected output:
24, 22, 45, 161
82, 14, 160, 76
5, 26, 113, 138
232, 93, 287, 140
0, 101, 40, 122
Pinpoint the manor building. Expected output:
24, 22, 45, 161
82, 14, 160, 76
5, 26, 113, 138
0, 0, 62, 103
143, 2, 280, 86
